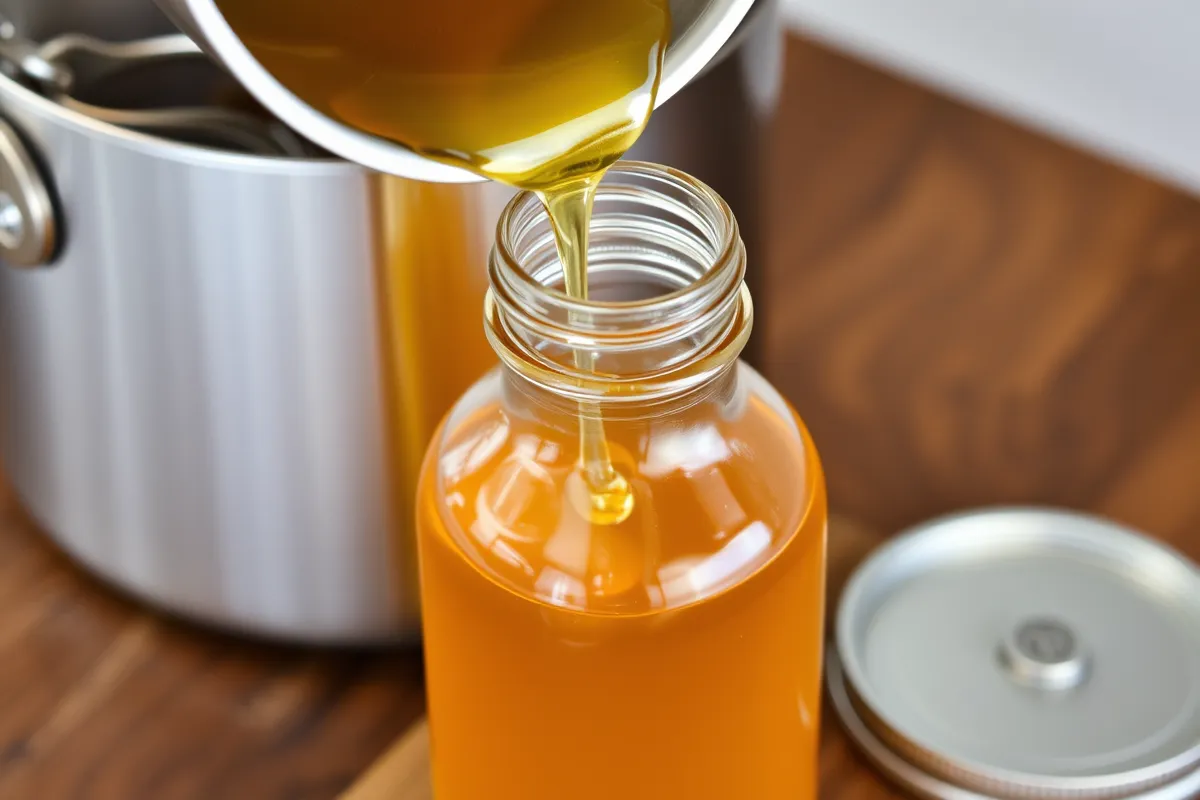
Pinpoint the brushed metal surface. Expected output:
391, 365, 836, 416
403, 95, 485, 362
0, 82, 425, 642
0, 0, 782, 643
0, 0, 174, 43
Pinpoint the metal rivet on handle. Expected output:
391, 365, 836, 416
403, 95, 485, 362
0, 190, 24, 249
0, 117, 57, 268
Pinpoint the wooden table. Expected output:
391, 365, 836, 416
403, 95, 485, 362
3, 35, 1200, 799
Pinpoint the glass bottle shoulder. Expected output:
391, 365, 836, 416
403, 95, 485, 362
421, 362, 821, 616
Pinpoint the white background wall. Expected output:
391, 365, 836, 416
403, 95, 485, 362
782, 0, 1200, 196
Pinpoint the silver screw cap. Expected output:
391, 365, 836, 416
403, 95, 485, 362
831, 508, 1200, 799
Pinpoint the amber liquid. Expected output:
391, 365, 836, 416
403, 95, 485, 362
217, 0, 669, 187
218, 0, 670, 513
373, 180, 501, 607
417, 370, 827, 798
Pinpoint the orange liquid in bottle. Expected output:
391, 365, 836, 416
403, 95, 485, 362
417, 370, 827, 799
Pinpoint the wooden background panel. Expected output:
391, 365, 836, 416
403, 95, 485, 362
764, 37, 1200, 546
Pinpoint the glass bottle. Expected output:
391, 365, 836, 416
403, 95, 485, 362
415, 162, 828, 799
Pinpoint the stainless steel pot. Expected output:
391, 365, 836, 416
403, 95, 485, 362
0, 0, 783, 643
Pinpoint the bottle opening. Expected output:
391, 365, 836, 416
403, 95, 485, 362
487, 161, 751, 403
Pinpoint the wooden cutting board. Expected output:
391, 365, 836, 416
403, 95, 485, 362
342, 719, 433, 800
339, 514, 884, 800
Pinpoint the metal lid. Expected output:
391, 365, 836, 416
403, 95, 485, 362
831, 507, 1200, 799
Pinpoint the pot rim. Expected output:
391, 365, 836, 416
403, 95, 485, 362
0, 72, 364, 177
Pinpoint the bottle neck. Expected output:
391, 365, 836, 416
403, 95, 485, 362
485, 161, 751, 417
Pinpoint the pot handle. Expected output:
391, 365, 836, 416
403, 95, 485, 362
0, 116, 58, 268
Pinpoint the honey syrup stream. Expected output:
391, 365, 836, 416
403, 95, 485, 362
540, 179, 635, 524
218, 0, 672, 522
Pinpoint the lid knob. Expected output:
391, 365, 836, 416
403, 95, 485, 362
998, 617, 1091, 692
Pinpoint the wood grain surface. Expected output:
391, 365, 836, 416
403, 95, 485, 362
1, 33, 1199, 799
764, 37, 1200, 548
0, 477, 427, 800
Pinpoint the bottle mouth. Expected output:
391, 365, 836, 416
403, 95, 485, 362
487, 161, 750, 403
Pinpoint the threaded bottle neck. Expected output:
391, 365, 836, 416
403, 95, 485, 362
485, 161, 750, 409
